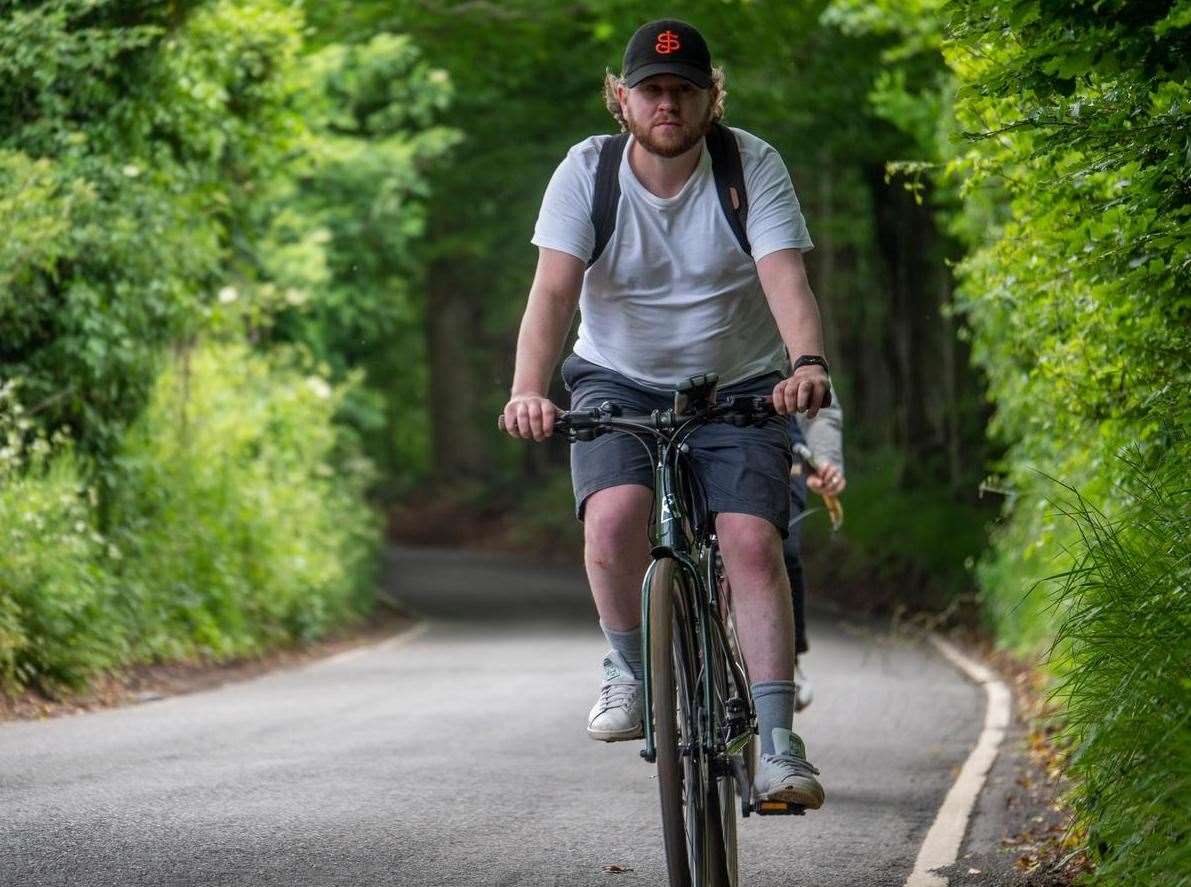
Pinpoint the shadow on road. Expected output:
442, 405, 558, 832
382, 545, 596, 624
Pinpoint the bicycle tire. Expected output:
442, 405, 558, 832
718, 570, 757, 816
715, 781, 738, 886
651, 558, 704, 887
705, 645, 738, 887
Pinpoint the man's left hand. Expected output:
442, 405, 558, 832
771, 366, 831, 419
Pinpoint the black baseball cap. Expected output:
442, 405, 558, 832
622, 19, 712, 89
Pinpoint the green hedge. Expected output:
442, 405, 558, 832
942, 2, 1191, 881
824, 3, 1191, 878
0, 343, 378, 696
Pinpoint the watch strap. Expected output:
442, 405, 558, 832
792, 354, 830, 375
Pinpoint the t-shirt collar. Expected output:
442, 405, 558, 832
622, 134, 711, 208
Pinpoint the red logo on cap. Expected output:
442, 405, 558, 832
655, 30, 681, 54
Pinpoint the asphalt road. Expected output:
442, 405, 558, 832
0, 546, 985, 887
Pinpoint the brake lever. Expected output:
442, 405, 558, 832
557, 404, 610, 443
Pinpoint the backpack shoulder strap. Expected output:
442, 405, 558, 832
589, 133, 630, 268
706, 122, 751, 257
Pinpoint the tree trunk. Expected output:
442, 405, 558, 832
425, 256, 488, 482
813, 147, 840, 366
865, 163, 940, 484
940, 274, 963, 492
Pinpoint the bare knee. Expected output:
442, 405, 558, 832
584, 485, 651, 568
717, 514, 785, 585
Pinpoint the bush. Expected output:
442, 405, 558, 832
974, 506, 1065, 655
0, 0, 309, 465
108, 342, 379, 664
0, 343, 379, 697
0, 385, 122, 691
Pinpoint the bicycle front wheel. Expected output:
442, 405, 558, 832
651, 558, 717, 887
705, 635, 741, 887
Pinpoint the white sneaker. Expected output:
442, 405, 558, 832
754, 729, 825, 809
586, 650, 644, 742
794, 660, 814, 712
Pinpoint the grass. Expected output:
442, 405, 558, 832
1041, 446, 1190, 886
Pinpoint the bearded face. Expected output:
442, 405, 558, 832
621, 75, 713, 159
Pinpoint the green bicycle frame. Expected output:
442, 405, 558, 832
640, 434, 716, 764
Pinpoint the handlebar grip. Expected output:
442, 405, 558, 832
553, 407, 607, 443
762, 384, 832, 413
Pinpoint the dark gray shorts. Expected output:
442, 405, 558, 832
560, 353, 793, 537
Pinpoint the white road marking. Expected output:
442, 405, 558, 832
904, 635, 1013, 887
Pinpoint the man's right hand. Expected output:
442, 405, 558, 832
500, 394, 560, 441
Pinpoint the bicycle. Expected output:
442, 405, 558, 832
551, 372, 823, 887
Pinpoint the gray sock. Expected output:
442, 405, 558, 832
600, 621, 643, 680
751, 680, 797, 756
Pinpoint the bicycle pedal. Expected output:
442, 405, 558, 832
725, 734, 751, 756
753, 800, 806, 816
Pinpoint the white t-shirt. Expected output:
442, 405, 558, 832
532, 126, 813, 388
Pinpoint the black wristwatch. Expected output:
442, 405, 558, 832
791, 354, 830, 375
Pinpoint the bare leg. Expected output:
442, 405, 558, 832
711, 515, 824, 808
715, 512, 794, 684
582, 484, 653, 631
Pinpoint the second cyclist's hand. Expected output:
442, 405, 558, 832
500, 393, 559, 441
806, 460, 846, 496
771, 366, 831, 419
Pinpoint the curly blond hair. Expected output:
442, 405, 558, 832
602, 65, 727, 132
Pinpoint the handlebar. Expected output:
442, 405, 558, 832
497, 370, 831, 442
552, 395, 777, 442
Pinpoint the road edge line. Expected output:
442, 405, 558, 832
904, 635, 1013, 887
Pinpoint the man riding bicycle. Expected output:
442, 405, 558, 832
500, 19, 830, 811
